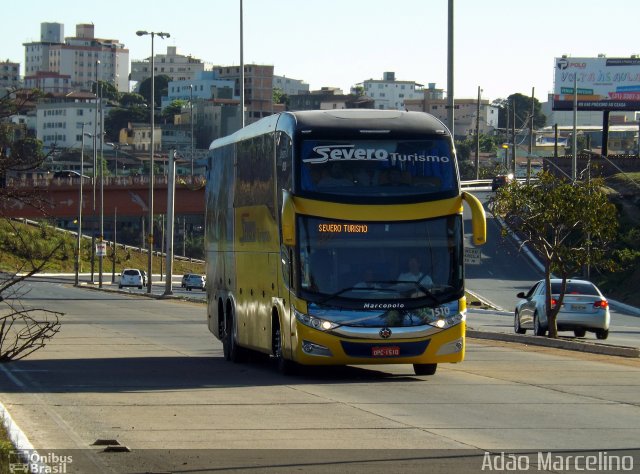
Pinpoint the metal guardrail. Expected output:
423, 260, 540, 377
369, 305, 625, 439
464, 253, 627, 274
461, 179, 492, 188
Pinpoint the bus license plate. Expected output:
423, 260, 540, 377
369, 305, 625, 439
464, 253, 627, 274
372, 346, 400, 357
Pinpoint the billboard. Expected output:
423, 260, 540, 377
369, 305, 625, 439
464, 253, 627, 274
553, 57, 640, 111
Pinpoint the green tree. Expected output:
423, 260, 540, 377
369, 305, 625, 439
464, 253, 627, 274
92, 80, 119, 102
105, 106, 149, 142
119, 92, 147, 108
138, 75, 171, 109
495, 93, 546, 130
490, 172, 618, 338
162, 99, 187, 123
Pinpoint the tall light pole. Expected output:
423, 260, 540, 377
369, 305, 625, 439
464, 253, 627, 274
75, 125, 89, 287
137, 29, 170, 293
98, 64, 105, 289
106, 142, 119, 177
475, 86, 481, 180
446, 0, 455, 136
240, 0, 245, 127
190, 84, 194, 176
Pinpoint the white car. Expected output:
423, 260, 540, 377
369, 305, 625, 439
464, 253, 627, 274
514, 279, 610, 339
119, 268, 144, 289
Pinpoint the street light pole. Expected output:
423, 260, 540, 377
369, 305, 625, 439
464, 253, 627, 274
98, 66, 105, 289
190, 84, 194, 176
137, 29, 170, 293
75, 123, 87, 287
107, 142, 119, 177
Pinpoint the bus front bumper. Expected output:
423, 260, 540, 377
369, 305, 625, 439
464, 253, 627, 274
290, 321, 466, 366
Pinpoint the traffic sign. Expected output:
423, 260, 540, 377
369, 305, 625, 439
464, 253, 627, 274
464, 247, 481, 265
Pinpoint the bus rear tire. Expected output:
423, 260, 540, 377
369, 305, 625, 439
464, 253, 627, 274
223, 310, 245, 363
413, 363, 437, 376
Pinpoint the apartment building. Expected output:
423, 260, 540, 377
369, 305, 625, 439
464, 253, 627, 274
130, 46, 205, 86
35, 93, 98, 150
358, 72, 424, 110
0, 60, 21, 90
24, 22, 129, 92
273, 75, 310, 96
405, 84, 499, 137
213, 64, 277, 124
162, 71, 236, 109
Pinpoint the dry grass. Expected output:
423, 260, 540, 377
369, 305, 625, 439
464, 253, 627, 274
0, 219, 205, 276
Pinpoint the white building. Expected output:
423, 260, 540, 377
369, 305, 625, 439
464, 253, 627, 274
35, 94, 98, 151
162, 72, 236, 109
24, 23, 129, 92
273, 75, 309, 96
130, 46, 205, 88
358, 72, 424, 110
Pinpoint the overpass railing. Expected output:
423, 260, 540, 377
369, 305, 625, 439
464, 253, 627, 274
5, 174, 206, 189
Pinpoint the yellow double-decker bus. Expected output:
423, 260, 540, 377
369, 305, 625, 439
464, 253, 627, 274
206, 110, 485, 375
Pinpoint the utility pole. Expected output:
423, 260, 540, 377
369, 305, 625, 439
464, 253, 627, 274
475, 86, 481, 180
164, 150, 176, 297
572, 72, 578, 182
511, 99, 516, 177
528, 87, 535, 184
240, 0, 245, 128
446, 0, 455, 136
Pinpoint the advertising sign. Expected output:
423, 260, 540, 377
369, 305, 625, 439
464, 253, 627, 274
553, 57, 640, 111
96, 241, 107, 257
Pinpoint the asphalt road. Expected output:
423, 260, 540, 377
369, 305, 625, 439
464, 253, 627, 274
1, 279, 639, 473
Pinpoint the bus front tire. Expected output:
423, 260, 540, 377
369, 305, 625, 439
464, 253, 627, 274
413, 363, 437, 376
273, 323, 297, 375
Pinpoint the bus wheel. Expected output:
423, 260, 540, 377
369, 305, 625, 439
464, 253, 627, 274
223, 310, 244, 363
413, 363, 437, 376
273, 320, 297, 375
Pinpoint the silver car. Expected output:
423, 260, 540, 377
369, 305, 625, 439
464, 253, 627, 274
514, 279, 610, 339
184, 274, 206, 291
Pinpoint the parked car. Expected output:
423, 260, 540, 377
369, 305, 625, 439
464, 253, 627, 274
53, 170, 90, 180
492, 174, 513, 191
184, 274, 206, 291
514, 279, 610, 339
181, 273, 200, 288
119, 268, 144, 289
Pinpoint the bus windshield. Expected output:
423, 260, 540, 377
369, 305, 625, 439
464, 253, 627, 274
297, 215, 463, 310
299, 138, 457, 197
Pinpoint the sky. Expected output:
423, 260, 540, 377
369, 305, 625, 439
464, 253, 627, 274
3, 0, 640, 103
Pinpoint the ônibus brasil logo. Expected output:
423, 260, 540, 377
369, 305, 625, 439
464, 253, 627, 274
305, 145, 450, 165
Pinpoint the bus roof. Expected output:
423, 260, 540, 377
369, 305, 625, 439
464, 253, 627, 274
209, 110, 450, 150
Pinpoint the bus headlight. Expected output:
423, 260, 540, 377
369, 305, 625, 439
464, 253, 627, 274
430, 311, 465, 329
294, 309, 339, 331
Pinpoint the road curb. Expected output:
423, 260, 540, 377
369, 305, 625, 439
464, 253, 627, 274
78, 282, 206, 304
467, 329, 640, 358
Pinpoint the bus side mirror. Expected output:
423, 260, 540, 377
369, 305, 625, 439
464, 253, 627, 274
462, 191, 486, 246
282, 191, 296, 246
